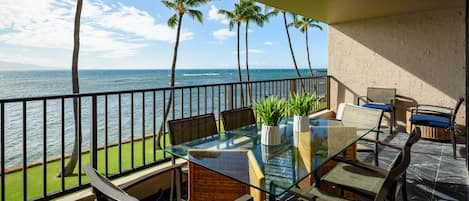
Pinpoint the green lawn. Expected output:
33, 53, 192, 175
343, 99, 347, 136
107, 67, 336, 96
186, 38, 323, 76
0, 101, 327, 201
0, 133, 173, 201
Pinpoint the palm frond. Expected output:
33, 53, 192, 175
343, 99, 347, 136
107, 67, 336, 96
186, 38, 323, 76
167, 14, 179, 28
187, 9, 203, 23
228, 20, 236, 31
186, 0, 210, 7
218, 9, 234, 18
161, 0, 176, 9
310, 23, 323, 31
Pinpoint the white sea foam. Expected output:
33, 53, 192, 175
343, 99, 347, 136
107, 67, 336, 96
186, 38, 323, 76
183, 73, 220, 77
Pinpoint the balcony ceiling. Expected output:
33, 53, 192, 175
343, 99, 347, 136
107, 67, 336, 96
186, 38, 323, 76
256, 0, 465, 24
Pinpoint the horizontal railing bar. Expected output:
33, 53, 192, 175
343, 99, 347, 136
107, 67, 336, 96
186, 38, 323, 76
0, 76, 328, 103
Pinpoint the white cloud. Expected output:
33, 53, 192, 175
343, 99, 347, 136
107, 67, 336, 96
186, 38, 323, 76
232, 49, 264, 55
264, 41, 273, 46
213, 28, 235, 41
207, 5, 228, 24
0, 0, 193, 60
87, 1, 193, 42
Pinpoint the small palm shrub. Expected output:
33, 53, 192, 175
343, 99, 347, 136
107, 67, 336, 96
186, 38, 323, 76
288, 93, 317, 116
255, 96, 287, 126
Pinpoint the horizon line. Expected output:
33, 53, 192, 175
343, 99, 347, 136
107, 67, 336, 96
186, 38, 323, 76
0, 67, 329, 71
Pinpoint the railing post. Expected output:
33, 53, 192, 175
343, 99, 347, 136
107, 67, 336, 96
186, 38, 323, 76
290, 80, 297, 95
326, 76, 331, 109
90, 95, 98, 169
228, 84, 234, 110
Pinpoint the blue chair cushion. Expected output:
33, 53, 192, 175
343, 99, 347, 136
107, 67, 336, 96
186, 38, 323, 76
410, 114, 450, 128
362, 103, 392, 112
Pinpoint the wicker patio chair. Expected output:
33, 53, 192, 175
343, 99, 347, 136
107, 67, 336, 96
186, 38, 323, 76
221, 108, 256, 131
410, 97, 464, 158
290, 128, 421, 201
167, 114, 219, 200
187, 150, 261, 201
341, 104, 383, 166
357, 87, 396, 134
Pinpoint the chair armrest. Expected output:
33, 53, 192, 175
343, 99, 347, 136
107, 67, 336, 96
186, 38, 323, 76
235, 194, 254, 201
332, 157, 388, 176
357, 96, 371, 105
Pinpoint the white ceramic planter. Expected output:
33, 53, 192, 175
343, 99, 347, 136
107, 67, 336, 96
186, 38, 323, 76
261, 125, 281, 146
293, 115, 310, 132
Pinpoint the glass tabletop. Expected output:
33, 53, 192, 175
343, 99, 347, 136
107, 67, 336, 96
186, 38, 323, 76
165, 117, 376, 197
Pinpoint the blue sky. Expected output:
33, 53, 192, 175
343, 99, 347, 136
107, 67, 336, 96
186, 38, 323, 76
0, 0, 328, 69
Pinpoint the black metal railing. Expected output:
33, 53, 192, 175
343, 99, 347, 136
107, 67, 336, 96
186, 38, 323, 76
0, 76, 329, 201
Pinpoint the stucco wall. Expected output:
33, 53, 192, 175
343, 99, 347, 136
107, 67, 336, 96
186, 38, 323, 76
328, 8, 466, 128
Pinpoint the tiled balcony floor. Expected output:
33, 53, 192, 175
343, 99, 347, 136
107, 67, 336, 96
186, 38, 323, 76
369, 130, 469, 201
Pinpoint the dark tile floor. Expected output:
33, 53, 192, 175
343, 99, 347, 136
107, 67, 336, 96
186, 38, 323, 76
358, 129, 469, 201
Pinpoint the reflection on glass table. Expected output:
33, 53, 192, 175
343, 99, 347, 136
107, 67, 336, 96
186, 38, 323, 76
165, 118, 376, 198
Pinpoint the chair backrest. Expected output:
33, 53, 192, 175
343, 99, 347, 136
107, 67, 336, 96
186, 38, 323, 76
336, 103, 354, 120
450, 97, 465, 127
84, 165, 139, 201
374, 128, 421, 201
341, 104, 383, 131
367, 87, 396, 104
221, 108, 256, 131
168, 113, 218, 145
187, 150, 264, 201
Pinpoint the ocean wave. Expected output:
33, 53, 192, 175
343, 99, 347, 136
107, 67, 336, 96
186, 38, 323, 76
183, 73, 220, 77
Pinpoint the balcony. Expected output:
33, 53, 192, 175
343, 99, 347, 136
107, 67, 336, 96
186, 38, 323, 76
1, 0, 469, 200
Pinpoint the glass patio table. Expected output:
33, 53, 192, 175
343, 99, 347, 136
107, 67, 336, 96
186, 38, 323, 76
165, 117, 376, 198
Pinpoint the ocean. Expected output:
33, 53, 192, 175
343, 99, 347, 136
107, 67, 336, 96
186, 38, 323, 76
0, 69, 327, 167
0, 69, 326, 98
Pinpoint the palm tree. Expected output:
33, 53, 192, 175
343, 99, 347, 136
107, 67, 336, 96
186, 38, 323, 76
59, 0, 83, 177
219, 2, 245, 106
290, 16, 322, 94
157, 0, 209, 147
265, 7, 305, 92
290, 16, 322, 77
239, 0, 265, 104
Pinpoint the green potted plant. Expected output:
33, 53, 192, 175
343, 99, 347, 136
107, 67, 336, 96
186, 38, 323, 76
288, 93, 317, 132
255, 96, 287, 146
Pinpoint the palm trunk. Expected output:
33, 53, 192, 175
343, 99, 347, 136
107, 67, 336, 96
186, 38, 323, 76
157, 13, 183, 148
306, 28, 314, 77
283, 11, 305, 93
59, 0, 82, 177
237, 22, 244, 106
305, 28, 318, 94
245, 22, 252, 105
